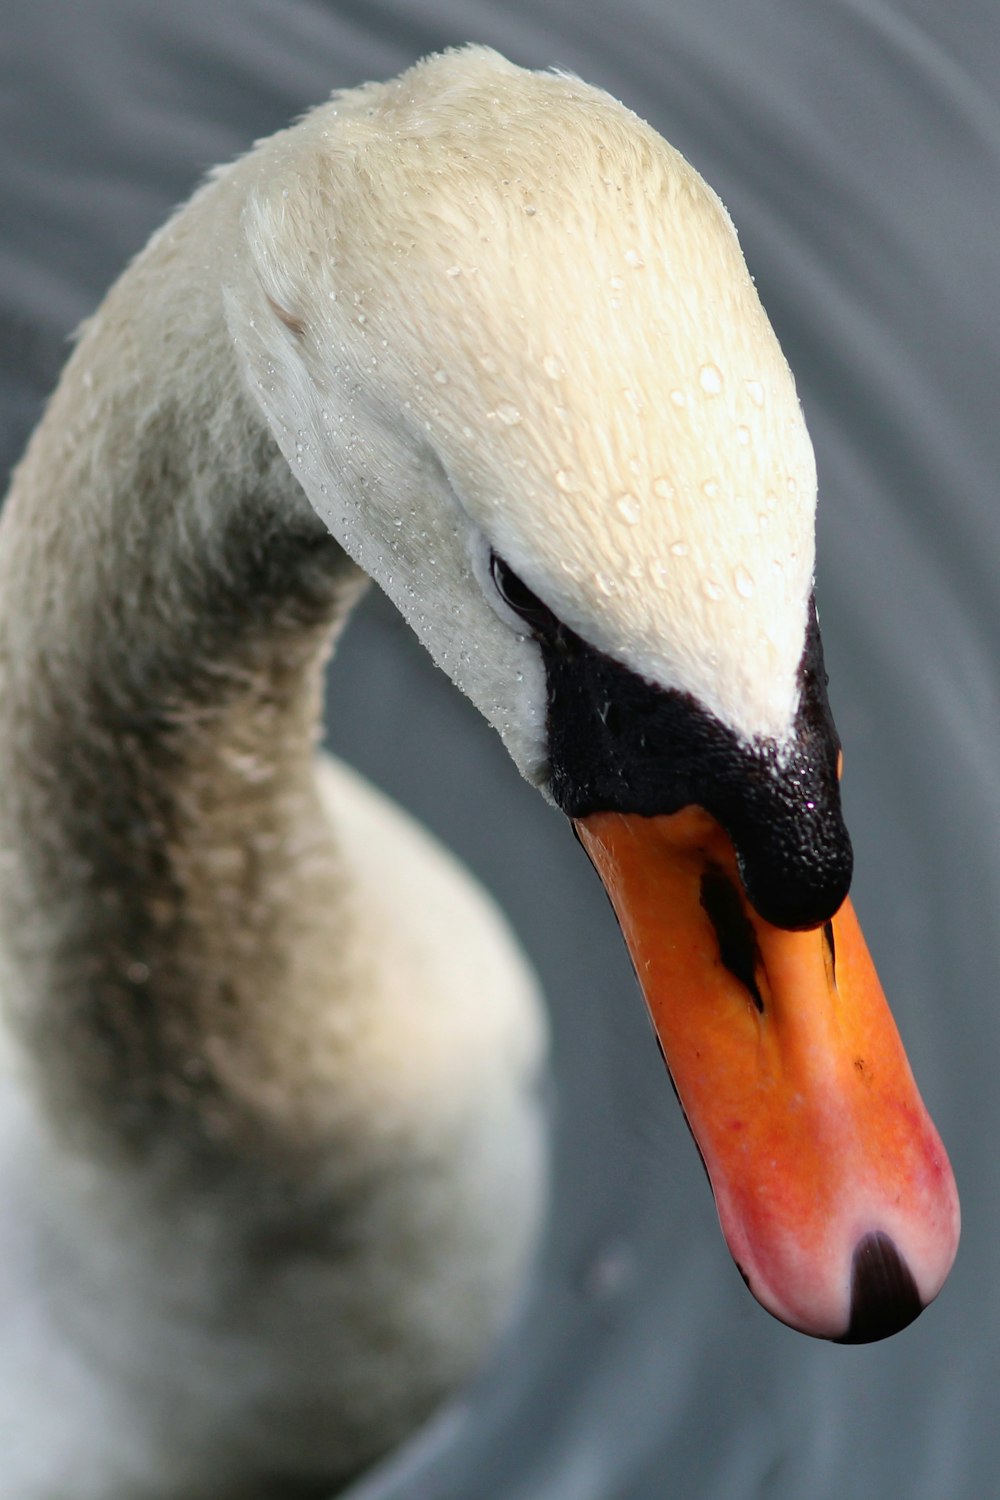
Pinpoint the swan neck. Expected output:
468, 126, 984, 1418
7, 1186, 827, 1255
0, 176, 365, 1154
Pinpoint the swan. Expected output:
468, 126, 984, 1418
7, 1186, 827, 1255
0, 45, 960, 1499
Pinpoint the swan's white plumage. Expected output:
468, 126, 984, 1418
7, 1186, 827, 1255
237, 47, 816, 755
0, 757, 546, 1497
0, 43, 821, 1498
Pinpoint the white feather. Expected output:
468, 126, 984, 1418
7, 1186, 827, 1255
0, 45, 818, 1497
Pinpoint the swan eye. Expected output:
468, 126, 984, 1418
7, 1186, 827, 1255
489, 553, 558, 631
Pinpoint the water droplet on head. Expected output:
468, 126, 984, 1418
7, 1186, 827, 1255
746, 380, 765, 408
669, 540, 688, 557
736, 424, 751, 446
733, 564, 755, 598
699, 363, 723, 395
542, 354, 563, 380
609, 275, 625, 290
650, 559, 670, 588
787, 476, 798, 493
702, 479, 719, 499
595, 570, 618, 597
555, 468, 579, 492
624, 249, 645, 268
480, 354, 499, 374
624, 388, 644, 413
446, 264, 462, 277
702, 577, 724, 601
669, 389, 687, 408
615, 493, 641, 525
433, 368, 448, 384
524, 203, 537, 216
495, 402, 522, 425
653, 476, 674, 500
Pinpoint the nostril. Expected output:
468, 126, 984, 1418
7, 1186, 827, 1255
836, 1231, 924, 1344
699, 867, 765, 1013
822, 919, 836, 981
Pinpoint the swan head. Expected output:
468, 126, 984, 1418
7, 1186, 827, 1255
228, 47, 958, 1341
235, 47, 814, 778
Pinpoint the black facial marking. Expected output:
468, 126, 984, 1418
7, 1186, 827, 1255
836, 1232, 923, 1344
536, 595, 852, 930
700, 868, 765, 1013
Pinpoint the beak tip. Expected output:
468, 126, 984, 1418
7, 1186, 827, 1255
833, 1230, 926, 1345
739, 1226, 953, 1344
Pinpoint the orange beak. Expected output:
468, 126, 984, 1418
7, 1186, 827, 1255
576, 806, 960, 1341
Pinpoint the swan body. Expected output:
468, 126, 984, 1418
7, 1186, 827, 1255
0, 753, 546, 1497
0, 45, 958, 1498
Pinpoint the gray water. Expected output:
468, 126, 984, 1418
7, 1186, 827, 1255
2, 1, 999, 1496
